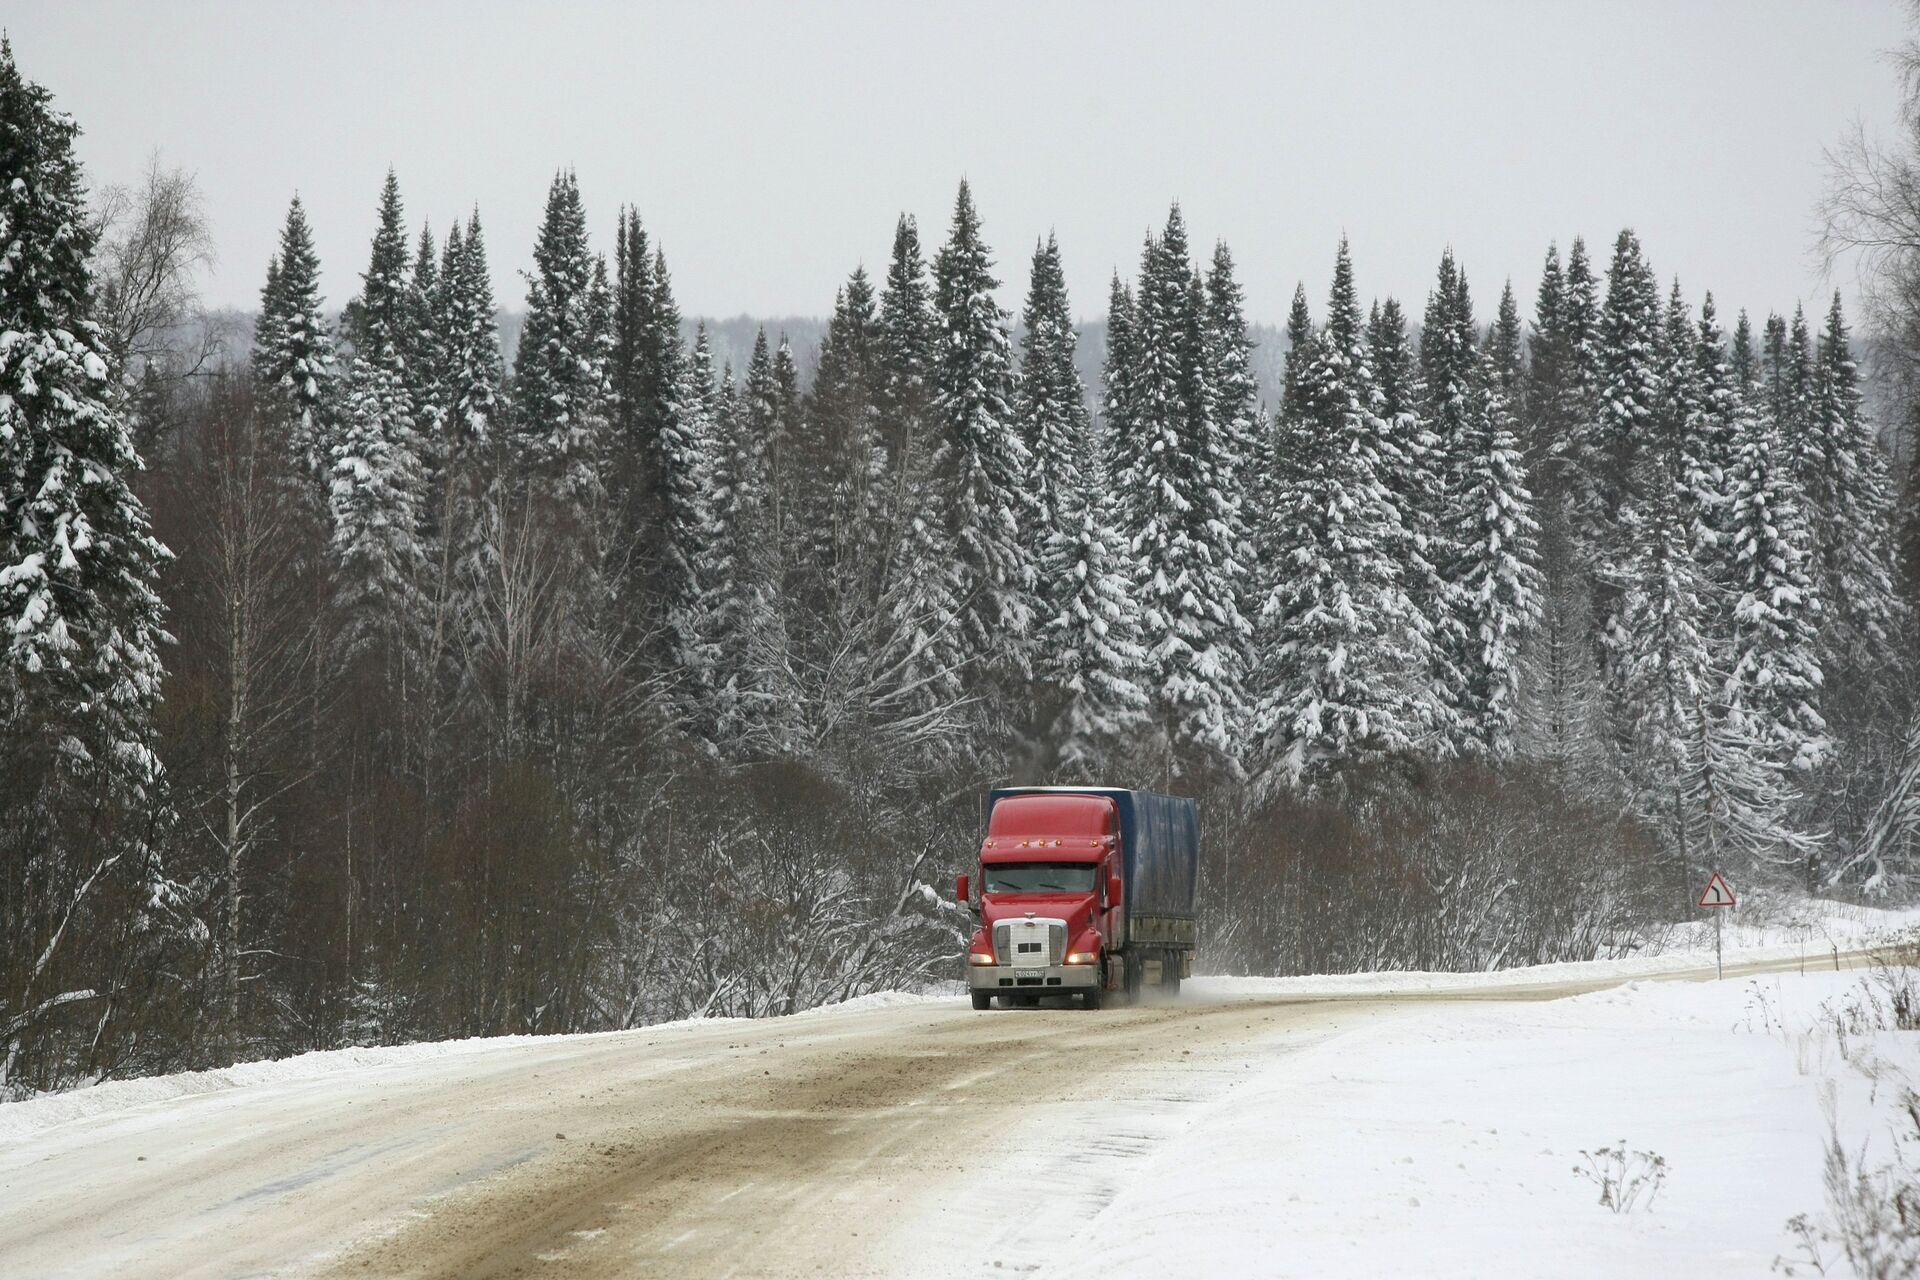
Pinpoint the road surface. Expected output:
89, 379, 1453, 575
0, 949, 1877, 1279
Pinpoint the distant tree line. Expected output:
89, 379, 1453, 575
2, 40, 1916, 1093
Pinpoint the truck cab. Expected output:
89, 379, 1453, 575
959, 786, 1199, 1012
958, 792, 1121, 1010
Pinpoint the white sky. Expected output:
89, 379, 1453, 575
11, 1, 1912, 328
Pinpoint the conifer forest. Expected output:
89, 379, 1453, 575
5, 31, 1920, 1097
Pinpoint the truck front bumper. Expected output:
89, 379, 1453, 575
967, 962, 1099, 993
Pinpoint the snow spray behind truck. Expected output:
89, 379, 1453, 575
955, 787, 1199, 1010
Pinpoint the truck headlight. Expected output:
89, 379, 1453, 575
968, 951, 997, 966
1064, 951, 1097, 965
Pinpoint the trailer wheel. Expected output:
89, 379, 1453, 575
1161, 960, 1182, 997
1123, 956, 1143, 1003
971, 991, 992, 1010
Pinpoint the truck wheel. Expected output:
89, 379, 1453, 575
1082, 985, 1103, 1011
1123, 957, 1143, 1004
971, 991, 992, 1011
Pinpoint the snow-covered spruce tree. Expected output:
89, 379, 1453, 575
646, 247, 687, 488
1731, 308, 1760, 389
1202, 240, 1261, 687
1449, 350, 1544, 759
1800, 293, 1908, 888
663, 326, 724, 739
1485, 280, 1525, 399
430, 219, 460, 406
586, 254, 616, 462
1561, 237, 1604, 444
1113, 206, 1249, 772
765, 331, 804, 570
1417, 250, 1481, 751
1368, 295, 1432, 647
870, 217, 971, 761
1278, 282, 1317, 433
406, 222, 445, 488
609, 208, 650, 448
1685, 295, 1744, 615
435, 209, 503, 654
877, 214, 938, 497
1017, 233, 1086, 635
1613, 288, 1801, 884
1046, 424, 1149, 777
253, 195, 337, 488
1760, 311, 1791, 432
1017, 231, 1145, 767
1368, 292, 1449, 746
871, 219, 965, 751
1656, 281, 1719, 591
254, 254, 284, 389
1248, 283, 1315, 723
1513, 500, 1613, 784
727, 329, 802, 754
800, 267, 884, 616
1581, 230, 1663, 565
512, 171, 608, 516
1770, 310, 1822, 542
442, 210, 503, 485
412, 217, 462, 699
0, 38, 177, 1088
1251, 239, 1422, 790
330, 169, 429, 681
1807, 292, 1901, 671
1530, 238, 1603, 515
931, 181, 1033, 699
608, 209, 658, 560
1368, 298, 1417, 421
1722, 352, 1828, 797
1609, 456, 1732, 898
1514, 243, 1610, 783
1100, 272, 1139, 481
696, 363, 753, 751
1418, 249, 1477, 457
1522, 243, 1567, 483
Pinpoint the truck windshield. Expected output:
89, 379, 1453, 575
983, 863, 1098, 894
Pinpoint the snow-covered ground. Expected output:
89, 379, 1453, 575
1047, 966, 1918, 1279
1638, 892, 1920, 963
4, 911, 1914, 1278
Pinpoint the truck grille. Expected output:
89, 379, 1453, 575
993, 918, 1066, 967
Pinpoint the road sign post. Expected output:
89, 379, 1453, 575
1698, 872, 1736, 979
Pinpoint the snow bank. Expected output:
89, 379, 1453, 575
0, 1031, 619, 1145
1638, 892, 1920, 958
0, 985, 952, 1146
1050, 968, 1916, 1279
1191, 896, 1920, 1000
785, 984, 960, 1019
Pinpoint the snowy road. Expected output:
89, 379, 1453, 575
0, 947, 1896, 1279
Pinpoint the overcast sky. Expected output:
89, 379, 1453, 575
11, 2, 1913, 329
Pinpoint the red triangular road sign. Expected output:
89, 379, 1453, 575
1698, 871, 1736, 909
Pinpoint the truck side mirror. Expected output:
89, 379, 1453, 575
955, 873, 970, 904
1108, 875, 1122, 908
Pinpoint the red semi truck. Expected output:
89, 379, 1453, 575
956, 787, 1200, 1010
